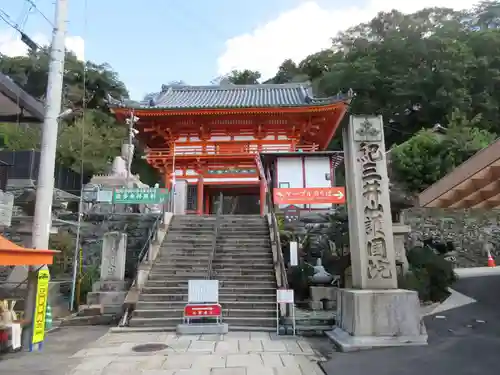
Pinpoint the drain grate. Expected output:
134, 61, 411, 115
132, 343, 169, 353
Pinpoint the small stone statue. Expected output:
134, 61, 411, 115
310, 258, 333, 285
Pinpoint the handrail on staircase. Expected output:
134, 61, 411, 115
118, 196, 168, 327
207, 193, 223, 280
266, 188, 289, 289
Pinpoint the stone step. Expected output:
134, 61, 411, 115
218, 238, 270, 243
168, 228, 214, 233
212, 262, 274, 269
128, 317, 180, 328
151, 265, 209, 273
168, 227, 214, 232
145, 279, 275, 288
147, 274, 206, 281
223, 316, 276, 328
139, 293, 276, 302
161, 255, 211, 261
141, 286, 276, 295
214, 247, 271, 253
218, 228, 268, 233
154, 259, 211, 266
128, 316, 275, 330
164, 239, 213, 245
152, 263, 209, 270
213, 254, 273, 260
213, 274, 275, 282
134, 307, 274, 319
159, 245, 213, 252
167, 235, 214, 241
136, 301, 276, 311
219, 280, 276, 288
212, 268, 274, 274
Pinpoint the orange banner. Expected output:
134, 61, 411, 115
273, 187, 346, 204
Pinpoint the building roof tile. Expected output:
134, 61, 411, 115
107, 82, 350, 110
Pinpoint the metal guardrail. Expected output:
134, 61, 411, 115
207, 193, 223, 280
135, 213, 163, 267
266, 189, 289, 289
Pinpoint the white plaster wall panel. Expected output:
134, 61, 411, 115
277, 157, 304, 208
305, 156, 331, 209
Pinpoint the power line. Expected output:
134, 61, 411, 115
24, 0, 54, 27
0, 8, 40, 51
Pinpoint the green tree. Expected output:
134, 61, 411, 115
390, 110, 496, 192
215, 69, 262, 85
0, 49, 158, 179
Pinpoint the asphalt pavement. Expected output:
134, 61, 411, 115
321, 275, 500, 375
0, 326, 109, 375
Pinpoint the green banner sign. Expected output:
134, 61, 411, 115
112, 188, 168, 204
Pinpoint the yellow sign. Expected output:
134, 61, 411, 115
32, 269, 50, 344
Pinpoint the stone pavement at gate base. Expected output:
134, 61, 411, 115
69, 331, 326, 375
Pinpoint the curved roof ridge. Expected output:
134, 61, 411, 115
158, 81, 313, 91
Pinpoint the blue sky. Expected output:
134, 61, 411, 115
0, 0, 476, 99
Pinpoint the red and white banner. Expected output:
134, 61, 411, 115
273, 187, 346, 205
184, 304, 222, 318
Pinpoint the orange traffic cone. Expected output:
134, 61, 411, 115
487, 249, 496, 268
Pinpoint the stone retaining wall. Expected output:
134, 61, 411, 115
403, 208, 500, 268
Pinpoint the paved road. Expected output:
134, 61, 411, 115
0, 326, 109, 375
321, 275, 500, 375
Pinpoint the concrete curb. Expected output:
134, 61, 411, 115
454, 267, 500, 278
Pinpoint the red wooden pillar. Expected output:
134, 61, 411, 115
163, 171, 171, 190
259, 178, 266, 216
197, 175, 204, 215
204, 190, 210, 214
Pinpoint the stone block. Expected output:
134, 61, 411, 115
326, 288, 428, 352
309, 301, 323, 310
324, 300, 336, 310
92, 280, 128, 292
87, 291, 127, 306
78, 304, 102, 316
176, 323, 228, 335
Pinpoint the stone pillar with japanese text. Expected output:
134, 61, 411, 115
326, 115, 427, 352
343, 115, 398, 289
86, 232, 128, 314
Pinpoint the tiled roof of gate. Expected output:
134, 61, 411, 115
107, 82, 351, 110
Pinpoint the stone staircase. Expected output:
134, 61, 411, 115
129, 214, 277, 331
129, 215, 216, 328
213, 215, 276, 330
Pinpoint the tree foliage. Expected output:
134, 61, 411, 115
0, 48, 145, 177
390, 110, 496, 192
259, 1, 500, 191
4, 1, 500, 191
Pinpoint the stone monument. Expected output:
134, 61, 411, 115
87, 231, 128, 314
326, 115, 427, 351
84, 142, 162, 214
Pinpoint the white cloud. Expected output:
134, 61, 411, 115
0, 30, 85, 60
217, 0, 478, 79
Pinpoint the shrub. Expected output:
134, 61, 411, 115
402, 244, 457, 302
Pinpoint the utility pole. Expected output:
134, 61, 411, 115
23, 0, 68, 349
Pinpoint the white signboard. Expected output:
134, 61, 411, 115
289, 241, 298, 266
188, 280, 219, 303
97, 190, 113, 203
277, 289, 294, 304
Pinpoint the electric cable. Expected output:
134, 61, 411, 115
69, 0, 88, 311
